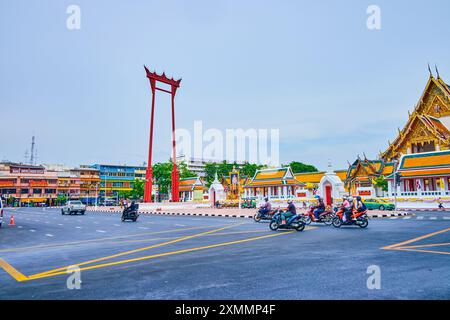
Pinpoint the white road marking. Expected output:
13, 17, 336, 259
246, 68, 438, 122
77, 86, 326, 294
138, 226, 149, 230
18, 226, 23, 229
75, 226, 82, 229
417, 216, 424, 220
147, 222, 155, 224
429, 217, 437, 220
175, 224, 186, 227
58, 224, 63, 226
94, 222, 99, 224
114, 224, 121, 227
29, 229, 36, 232
96, 230, 106, 233
45, 234, 54, 237
402, 216, 411, 220
390, 217, 398, 220
444, 217, 450, 220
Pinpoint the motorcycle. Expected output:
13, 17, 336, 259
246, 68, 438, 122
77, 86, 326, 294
332, 206, 368, 228
121, 204, 139, 222
269, 211, 305, 232
253, 208, 276, 222
302, 206, 334, 225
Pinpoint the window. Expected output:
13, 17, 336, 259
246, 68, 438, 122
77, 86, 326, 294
21, 189, 29, 194
33, 189, 42, 194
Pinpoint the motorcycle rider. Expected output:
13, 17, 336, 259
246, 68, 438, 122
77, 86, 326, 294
352, 196, 366, 220
342, 196, 352, 222
259, 197, 272, 216
281, 199, 296, 224
312, 195, 325, 221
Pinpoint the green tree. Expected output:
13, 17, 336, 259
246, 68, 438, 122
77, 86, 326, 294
118, 178, 145, 200
151, 160, 197, 201
373, 175, 388, 192
242, 162, 264, 177
203, 161, 264, 187
152, 161, 173, 198
178, 161, 196, 179
286, 161, 318, 174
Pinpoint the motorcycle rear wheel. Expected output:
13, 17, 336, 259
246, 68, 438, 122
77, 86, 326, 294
253, 213, 261, 222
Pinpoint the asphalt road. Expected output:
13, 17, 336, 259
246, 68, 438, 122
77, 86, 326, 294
0, 207, 449, 299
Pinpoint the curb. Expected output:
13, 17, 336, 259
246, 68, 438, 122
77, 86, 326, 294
402, 208, 450, 212
368, 212, 409, 218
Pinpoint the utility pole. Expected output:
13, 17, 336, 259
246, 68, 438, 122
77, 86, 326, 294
30, 135, 36, 165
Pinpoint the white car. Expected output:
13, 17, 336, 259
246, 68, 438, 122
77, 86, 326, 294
0, 199, 3, 228
61, 200, 86, 215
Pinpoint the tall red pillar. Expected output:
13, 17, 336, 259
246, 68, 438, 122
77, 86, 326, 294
143, 66, 181, 203
170, 89, 180, 202
143, 77, 156, 203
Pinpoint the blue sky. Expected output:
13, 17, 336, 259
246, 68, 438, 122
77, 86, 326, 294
1, 0, 449, 170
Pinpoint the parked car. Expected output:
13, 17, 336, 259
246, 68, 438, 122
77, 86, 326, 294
364, 198, 395, 211
0, 199, 3, 228
62, 200, 86, 215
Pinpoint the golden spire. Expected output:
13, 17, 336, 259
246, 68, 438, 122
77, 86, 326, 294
435, 64, 441, 79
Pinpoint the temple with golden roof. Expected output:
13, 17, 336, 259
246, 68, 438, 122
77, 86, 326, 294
346, 69, 450, 201
243, 167, 304, 199
179, 177, 205, 202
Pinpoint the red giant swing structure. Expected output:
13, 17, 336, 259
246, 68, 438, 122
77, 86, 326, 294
143, 66, 181, 203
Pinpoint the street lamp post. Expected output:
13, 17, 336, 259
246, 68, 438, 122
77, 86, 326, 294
393, 159, 399, 211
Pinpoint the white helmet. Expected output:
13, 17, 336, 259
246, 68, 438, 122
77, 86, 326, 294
347, 196, 354, 202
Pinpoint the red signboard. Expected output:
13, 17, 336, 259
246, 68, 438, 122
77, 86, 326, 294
358, 190, 372, 196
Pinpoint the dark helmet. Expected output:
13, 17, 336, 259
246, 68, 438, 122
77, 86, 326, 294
264, 197, 269, 202
356, 196, 362, 201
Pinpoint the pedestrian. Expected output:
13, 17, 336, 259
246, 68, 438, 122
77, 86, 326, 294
438, 197, 444, 210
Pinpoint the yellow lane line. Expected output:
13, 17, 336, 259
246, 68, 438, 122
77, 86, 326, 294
382, 227, 450, 250
30, 222, 244, 277
28, 231, 296, 280
399, 242, 450, 249
0, 225, 214, 253
105, 230, 271, 245
394, 248, 450, 255
0, 258, 29, 282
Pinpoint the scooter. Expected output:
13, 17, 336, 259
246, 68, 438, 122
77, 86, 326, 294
302, 206, 334, 225
121, 204, 139, 222
332, 207, 368, 228
253, 208, 276, 222
269, 211, 305, 232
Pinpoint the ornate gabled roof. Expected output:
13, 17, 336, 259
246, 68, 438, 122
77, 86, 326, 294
385, 150, 450, 179
244, 167, 304, 187
382, 113, 450, 161
381, 73, 450, 161
179, 177, 204, 191
345, 158, 394, 185
398, 150, 450, 171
